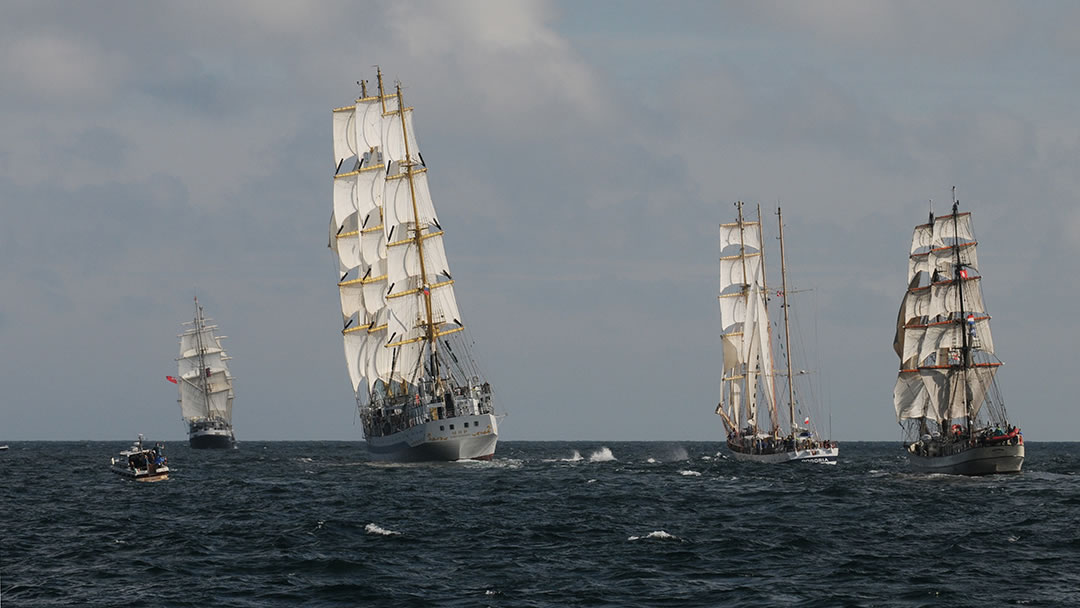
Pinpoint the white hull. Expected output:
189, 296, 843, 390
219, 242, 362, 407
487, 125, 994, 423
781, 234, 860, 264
908, 442, 1024, 475
110, 465, 170, 482
366, 413, 498, 462
729, 445, 839, 464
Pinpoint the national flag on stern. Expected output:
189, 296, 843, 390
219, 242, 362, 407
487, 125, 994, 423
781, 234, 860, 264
166, 375, 178, 384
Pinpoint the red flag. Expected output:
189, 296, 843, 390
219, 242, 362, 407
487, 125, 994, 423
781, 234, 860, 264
166, 375, 178, 384
803, 416, 810, 425
959, 268, 968, 279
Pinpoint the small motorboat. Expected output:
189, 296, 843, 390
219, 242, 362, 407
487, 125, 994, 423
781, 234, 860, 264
110, 435, 169, 482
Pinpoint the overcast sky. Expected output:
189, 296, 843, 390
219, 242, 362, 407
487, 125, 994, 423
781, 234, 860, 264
2, 1, 1077, 442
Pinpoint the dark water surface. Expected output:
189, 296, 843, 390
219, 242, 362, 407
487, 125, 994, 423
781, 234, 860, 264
2, 441, 1078, 607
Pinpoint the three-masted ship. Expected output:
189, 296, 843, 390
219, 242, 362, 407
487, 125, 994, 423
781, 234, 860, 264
329, 70, 497, 461
893, 198, 1023, 474
175, 296, 236, 449
716, 203, 837, 464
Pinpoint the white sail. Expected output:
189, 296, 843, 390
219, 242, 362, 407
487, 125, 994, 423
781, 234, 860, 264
178, 350, 224, 377
381, 102, 421, 166
910, 223, 933, 255
932, 212, 975, 248
894, 370, 931, 420
748, 286, 774, 420
965, 365, 999, 420
383, 171, 440, 240
903, 287, 931, 325
343, 330, 366, 394
901, 325, 926, 367
332, 106, 357, 171
717, 210, 775, 433
908, 252, 930, 284
896, 204, 1011, 450
176, 303, 234, 423
333, 98, 386, 172
928, 276, 987, 319
718, 294, 747, 335
929, 241, 978, 278
719, 221, 762, 254
333, 76, 483, 407
918, 367, 949, 422
719, 252, 765, 295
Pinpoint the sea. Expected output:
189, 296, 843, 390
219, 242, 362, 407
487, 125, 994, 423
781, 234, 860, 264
1, 441, 1078, 607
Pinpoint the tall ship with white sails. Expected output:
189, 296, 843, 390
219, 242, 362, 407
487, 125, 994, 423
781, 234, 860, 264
893, 197, 1023, 475
329, 70, 497, 462
716, 203, 837, 464
174, 296, 236, 449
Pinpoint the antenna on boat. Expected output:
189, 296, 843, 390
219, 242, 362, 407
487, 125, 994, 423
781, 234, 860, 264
928, 199, 933, 225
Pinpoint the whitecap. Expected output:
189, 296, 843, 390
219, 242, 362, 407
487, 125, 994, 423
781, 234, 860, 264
628, 530, 679, 541
365, 523, 401, 536
542, 450, 583, 463
679, 470, 701, 476
588, 447, 615, 462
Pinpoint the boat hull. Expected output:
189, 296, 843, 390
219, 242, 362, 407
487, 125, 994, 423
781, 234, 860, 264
366, 413, 498, 462
188, 423, 235, 449
908, 442, 1024, 475
728, 444, 839, 464
110, 466, 170, 482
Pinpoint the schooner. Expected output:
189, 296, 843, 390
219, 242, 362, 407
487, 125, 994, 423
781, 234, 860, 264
716, 203, 837, 464
329, 70, 497, 461
893, 196, 1023, 474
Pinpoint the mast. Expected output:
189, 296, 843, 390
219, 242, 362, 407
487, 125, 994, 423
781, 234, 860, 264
376, 67, 386, 113
950, 191, 972, 432
193, 296, 212, 418
756, 204, 780, 434
776, 207, 796, 435
395, 84, 441, 390
735, 202, 751, 433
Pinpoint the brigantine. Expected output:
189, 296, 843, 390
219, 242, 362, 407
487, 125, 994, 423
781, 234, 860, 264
173, 296, 236, 449
715, 203, 838, 464
329, 70, 497, 461
893, 197, 1023, 475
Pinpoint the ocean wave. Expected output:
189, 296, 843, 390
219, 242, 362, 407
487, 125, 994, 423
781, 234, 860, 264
365, 523, 401, 536
628, 530, 680, 541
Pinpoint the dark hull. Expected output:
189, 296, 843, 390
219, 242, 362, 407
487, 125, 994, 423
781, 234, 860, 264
189, 433, 235, 449
908, 443, 1024, 475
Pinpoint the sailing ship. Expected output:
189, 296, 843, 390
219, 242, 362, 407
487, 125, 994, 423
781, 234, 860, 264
110, 434, 169, 482
329, 70, 497, 462
715, 203, 838, 464
893, 197, 1023, 475
173, 296, 236, 449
